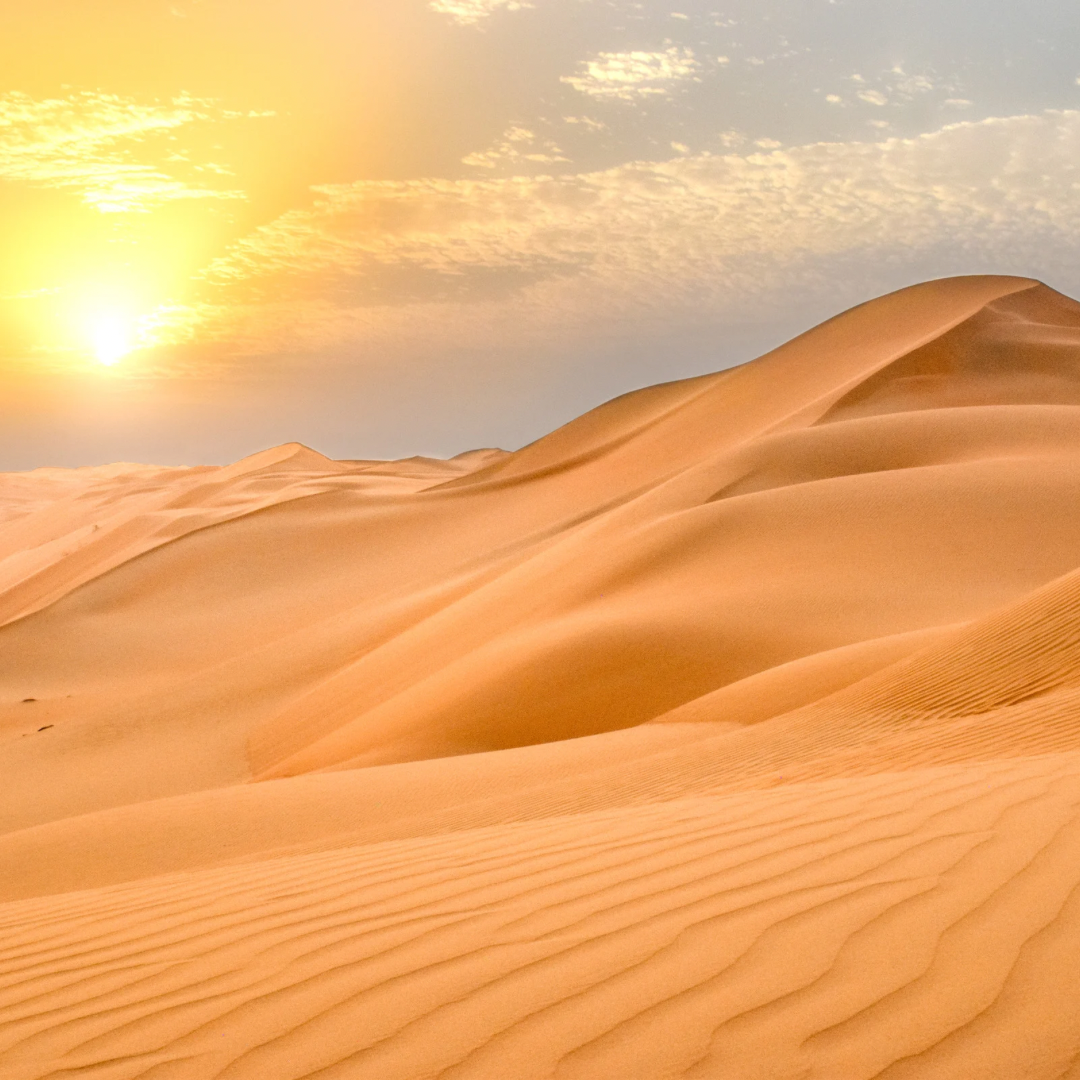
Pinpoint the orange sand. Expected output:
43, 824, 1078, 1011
4, 275, 1080, 1077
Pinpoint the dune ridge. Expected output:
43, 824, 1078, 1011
4, 275, 1080, 1077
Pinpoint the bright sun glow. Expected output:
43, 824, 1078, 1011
90, 313, 132, 366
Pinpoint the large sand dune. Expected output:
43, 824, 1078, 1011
4, 275, 1080, 1077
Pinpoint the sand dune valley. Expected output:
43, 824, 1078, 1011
7, 274, 1080, 1079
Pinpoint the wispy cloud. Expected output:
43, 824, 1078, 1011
832, 67, 953, 110
162, 110, 1080, 357
462, 126, 568, 171
0, 286, 60, 301
0, 91, 263, 212
561, 48, 700, 102
429, 0, 531, 26
563, 115, 606, 131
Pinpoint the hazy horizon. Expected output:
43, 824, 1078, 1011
4, 0, 1080, 469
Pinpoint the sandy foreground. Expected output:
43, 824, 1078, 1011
3, 275, 1080, 1078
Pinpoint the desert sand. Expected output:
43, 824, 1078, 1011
3, 274, 1080, 1077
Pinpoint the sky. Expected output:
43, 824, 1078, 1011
3, 0, 1080, 468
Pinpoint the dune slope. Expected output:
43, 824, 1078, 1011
3, 275, 1080, 1077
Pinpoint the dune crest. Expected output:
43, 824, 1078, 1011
4, 275, 1080, 1078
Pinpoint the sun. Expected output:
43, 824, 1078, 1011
90, 312, 133, 366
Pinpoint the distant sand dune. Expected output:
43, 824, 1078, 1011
4, 275, 1080, 1077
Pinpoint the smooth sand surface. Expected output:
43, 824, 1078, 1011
4, 275, 1080, 1077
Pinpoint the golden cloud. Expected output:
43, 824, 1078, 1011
0, 91, 259, 212
561, 48, 701, 101
462, 126, 568, 170
157, 110, 1080, 358
429, 0, 532, 26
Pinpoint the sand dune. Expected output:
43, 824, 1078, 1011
4, 275, 1080, 1077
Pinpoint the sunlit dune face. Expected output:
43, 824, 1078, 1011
89, 312, 132, 367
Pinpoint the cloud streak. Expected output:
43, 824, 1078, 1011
0, 91, 257, 212
161, 110, 1080, 357
561, 48, 700, 101
429, 0, 531, 26
462, 126, 568, 171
